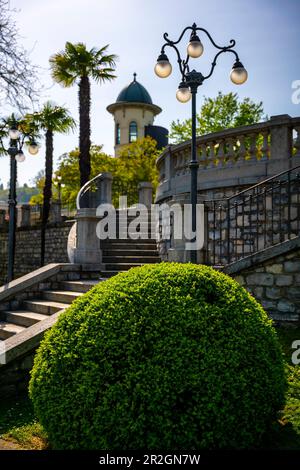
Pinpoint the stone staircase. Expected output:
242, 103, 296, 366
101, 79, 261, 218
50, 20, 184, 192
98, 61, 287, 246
0, 217, 160, 343
0, 280, 100, 341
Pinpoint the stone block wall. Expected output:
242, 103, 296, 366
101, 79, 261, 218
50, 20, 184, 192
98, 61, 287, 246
0, 222, 72, 285
231, 247, 300, 322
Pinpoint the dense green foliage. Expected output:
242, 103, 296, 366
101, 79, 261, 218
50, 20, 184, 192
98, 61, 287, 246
49, 137, 160, 207
170, 92, 265, 144
29, 263, 286, 450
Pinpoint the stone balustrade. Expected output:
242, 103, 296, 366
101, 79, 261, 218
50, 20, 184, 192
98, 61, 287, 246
156, 114, 300, 202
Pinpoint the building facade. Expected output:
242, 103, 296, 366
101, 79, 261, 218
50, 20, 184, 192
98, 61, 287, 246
107, 73, 168, 155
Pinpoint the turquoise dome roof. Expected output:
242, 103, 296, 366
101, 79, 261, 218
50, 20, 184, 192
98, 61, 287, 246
116, 73, 153, 105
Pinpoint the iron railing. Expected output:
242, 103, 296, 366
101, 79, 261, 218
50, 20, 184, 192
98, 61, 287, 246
204, 165, 300, 266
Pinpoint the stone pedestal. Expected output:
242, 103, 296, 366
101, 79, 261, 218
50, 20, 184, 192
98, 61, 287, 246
138, 182, 153, 207
20, 205, 31, 227
268, 114, 293, 175
73, 208, 104, 267
50, 202, 62, 223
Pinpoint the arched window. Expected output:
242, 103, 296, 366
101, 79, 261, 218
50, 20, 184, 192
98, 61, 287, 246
129, 121, 138, 143
116, 123, 120, 145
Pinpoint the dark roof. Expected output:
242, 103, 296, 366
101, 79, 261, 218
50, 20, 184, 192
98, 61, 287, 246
116, 73, 153, 105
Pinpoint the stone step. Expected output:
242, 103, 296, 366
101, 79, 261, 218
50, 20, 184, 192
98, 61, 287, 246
102, 249, 159, 257
101, 270, 126, 278
103, 256, 159, 264
59, 280, 103, 293
0, 321, 26, 340
102, 241, 157, 250
23, 299, 69, 315
1, 310, 48, 327
104, 263, 155, 271
42, 290, 83, 304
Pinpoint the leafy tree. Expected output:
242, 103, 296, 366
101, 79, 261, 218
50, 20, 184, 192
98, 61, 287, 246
55, 146, 117, 207
55, 137, 160, 208
0, 0, 39, 111
27, 102, 75, 265
116, 136, 160, 190
49, 42, 117, 186
170, 92, 266, 144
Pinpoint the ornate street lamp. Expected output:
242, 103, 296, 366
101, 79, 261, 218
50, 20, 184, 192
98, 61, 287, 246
155, 23, 248, 263
0, 116, 39, 282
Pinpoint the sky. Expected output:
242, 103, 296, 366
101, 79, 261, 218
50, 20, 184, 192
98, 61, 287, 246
0, 0, 299, 186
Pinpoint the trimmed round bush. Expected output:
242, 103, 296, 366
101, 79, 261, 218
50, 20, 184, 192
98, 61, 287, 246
29, 263, 286, 449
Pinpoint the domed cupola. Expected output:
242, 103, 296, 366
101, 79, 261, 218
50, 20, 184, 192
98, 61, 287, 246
116, 73, 153, 105
107, 73, 167, 155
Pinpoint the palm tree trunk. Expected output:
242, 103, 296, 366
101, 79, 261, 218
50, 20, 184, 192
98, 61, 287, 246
41, 129, 53, 266
79, 75, 91, 188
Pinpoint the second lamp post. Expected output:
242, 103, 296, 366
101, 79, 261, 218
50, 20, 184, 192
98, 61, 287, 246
1, 117, 39, 282
155, 22, 248, 263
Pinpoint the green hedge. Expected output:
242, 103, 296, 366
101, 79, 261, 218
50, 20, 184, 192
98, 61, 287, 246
29, 263, 286, 449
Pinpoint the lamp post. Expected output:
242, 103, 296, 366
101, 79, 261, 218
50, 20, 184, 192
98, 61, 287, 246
155, 23, 248, 263
0, 117, 39, 282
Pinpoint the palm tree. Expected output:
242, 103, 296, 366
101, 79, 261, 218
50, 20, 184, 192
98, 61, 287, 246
29, 101, 75, 265
49, 42, 117, 187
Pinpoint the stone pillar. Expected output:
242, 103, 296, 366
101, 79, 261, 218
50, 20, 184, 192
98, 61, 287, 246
20, 204, 31, 227
138, 182, 153, 207
89, 172, 113, 207
50, 201, 62, 223
268, 114, 293, 176
73, 208, 104, 268
0, 209, 6, 227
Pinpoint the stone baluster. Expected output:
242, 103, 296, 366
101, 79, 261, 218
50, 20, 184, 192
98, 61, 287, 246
237, 135, 246, 161
249, 133, 257, 161
208, 141, 215, 168
226, 137, 235, 165
216, 140, 225, 166
261, 131, 270, 161
199, 143, 207, 167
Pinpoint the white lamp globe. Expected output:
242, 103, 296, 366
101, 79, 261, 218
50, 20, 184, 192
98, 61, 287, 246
15, 151, 25, 162
187, 35, 204, 58
230, 61, 248, 85
9, 127, 20, 140
154, 53, 172, 78
176, 83, 192, 103
28, 142, 39, 155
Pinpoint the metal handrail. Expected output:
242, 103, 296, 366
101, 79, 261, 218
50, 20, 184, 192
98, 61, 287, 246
76, 173, 104, 210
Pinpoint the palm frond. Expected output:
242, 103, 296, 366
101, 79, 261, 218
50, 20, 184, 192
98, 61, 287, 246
50, 42, 117, 85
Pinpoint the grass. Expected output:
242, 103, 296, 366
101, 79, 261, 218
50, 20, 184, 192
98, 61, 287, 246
0, 326, 299, 450
0, 393, 48, 449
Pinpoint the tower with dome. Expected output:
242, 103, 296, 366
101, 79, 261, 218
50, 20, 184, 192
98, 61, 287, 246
107, 73, 168, 156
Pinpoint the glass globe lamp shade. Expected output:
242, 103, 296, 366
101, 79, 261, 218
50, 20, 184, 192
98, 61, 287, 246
154, 53, 172, 78
9, 128, 20, 140
230, 61, 248, 85
187, 35, 204, 58
28, 142, 39, 155
176, 84, 192, 103
15, 151, 25, 163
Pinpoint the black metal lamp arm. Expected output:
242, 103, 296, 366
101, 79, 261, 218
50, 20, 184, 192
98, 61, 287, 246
203, 48, 240, 81
160, 23, 240, 84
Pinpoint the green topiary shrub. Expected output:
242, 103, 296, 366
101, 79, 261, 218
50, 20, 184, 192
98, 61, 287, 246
29, 263, 286, 449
